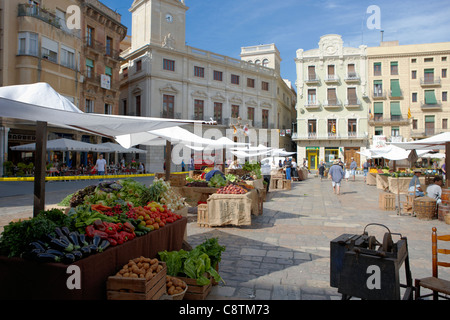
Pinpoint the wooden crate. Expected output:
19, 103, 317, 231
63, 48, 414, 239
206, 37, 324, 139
284, 179, 292, 190
106, 262, 167, 300
379, 192, 396, 211
175, 274, 212, 300
155, 173, 187, 187
197, 204, 209, 227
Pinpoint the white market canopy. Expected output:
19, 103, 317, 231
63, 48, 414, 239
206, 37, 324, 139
10, 138, 111, 152
420, 153, 446, 159
391, 132, 450, 151
0, 83, 203, 139
366, 145, 429, 161
116, 126, 249, 149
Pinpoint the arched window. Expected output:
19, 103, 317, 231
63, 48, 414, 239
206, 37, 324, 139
262, 59, 269, 67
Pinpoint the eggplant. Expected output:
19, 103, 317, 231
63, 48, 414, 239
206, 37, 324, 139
36, 253, 61, 263
72, 250, 83, 260
88, 244, 98, 253
97, 240, 110, 253
80, 245, 91, 256
60, 235, 71, 246
92, 234, 102, 247
68, 232, 81, 249
29, 242, 46, 253
78, 233, 89, 247
50, 238, 74, 252
62, 253, 75, 264
54, 227, 65, 238
62, 226, 71, 237
45, 249, 65, 257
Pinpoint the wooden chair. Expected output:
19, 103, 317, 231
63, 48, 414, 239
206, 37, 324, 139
415, 227, 450, 300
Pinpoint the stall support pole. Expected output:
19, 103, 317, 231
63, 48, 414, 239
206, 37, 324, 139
446, 142, 450, 188
165, 140, 172, 182
34, 121, 47, 217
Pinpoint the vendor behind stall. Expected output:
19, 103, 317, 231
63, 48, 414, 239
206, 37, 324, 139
408, 169, 425, 197
205, 168, 225, 181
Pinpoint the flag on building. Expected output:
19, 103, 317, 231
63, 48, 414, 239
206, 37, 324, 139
369, 108, 374, 120
408, 107, 412, 119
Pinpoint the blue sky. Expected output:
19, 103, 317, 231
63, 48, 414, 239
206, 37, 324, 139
106, 0, 450, 85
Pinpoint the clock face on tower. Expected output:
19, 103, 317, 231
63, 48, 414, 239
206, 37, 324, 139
165, 13, 173, 23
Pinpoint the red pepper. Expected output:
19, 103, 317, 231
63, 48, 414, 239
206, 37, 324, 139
123, 222, 135, 233
105, 223, 117, 235
116, 222, 123, 231
92, 230, 109, 239
93, 219, 106, 231
86, 225, 97, 237
108, 238, 118, 246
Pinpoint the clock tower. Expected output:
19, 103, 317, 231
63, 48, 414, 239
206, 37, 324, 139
129, 0, 188, 51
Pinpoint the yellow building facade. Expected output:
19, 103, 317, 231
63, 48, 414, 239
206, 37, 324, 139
367, 41, 450, 146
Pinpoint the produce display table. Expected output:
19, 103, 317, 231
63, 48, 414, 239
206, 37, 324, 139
245, 178, 264, 190
206, 192, 253, 227
376, 174, 389, 191
366, 172, 377, 186
0, 217, 187, 300
175, 186, 219, 206
388, 176, 425, 194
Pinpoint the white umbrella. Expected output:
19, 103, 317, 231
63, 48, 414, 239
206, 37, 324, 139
99, 142, 147, 154
11, 138, 111, 152
421, 153, 446, 159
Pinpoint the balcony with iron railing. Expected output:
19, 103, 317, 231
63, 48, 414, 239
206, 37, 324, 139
389, 89, 404, 99
421, 100, 442, 110
323, 99, 342, 109
324, 75, 340, 84
372, 89, 387, 100
420, 77, 441, 87
304, 100, 321, 109
344, 73, 361, 83
17, 4, 80, 37
369, 116, 410, 126
294, 132, 368, 141
345, 98, 362, 108
305, 74, 320, 85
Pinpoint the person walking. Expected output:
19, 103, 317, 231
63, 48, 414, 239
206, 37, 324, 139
363, 160, 370, 183
318, 161, 325, 181
94, 154, 107, 177
329, 159, 344, 195
350, 157, 357, 181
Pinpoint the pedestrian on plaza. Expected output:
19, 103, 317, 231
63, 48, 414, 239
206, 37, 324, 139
94, 154, 107, 176
291, 158, 298, 180
426, 175, 443, 205
181, 160, 185, 172
279, 160, 283, 168
408, 169, 425, 197
284, 158, 292, 180
189, 155, 194, 171
261, 161, 271, 192
329, 159, 344, 195
363, 160, 370, 183
350, 157, 357, 181
318, 161, 325, 181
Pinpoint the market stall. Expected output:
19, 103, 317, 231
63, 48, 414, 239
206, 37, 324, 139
0, 218, 186, 300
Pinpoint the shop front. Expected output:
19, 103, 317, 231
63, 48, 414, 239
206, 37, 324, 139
325, 147, 340, 167
306, 147, 320, 170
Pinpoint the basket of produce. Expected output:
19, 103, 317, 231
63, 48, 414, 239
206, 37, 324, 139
161, 276, 188, 300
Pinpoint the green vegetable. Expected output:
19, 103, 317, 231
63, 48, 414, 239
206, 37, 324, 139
0, 212, 62, 258
158, 238, 226, 286
208, 174, 227, 188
